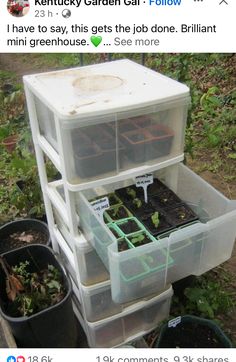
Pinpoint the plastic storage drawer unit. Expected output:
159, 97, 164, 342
24, 60, 190, 188
74, 285, 173, 348
77, 163, 236, 304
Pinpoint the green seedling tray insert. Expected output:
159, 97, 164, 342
108, 223, 124, 239
127, 230, 154, 248
117, 236, 134, 252
115, 217, 146, 237
104, 205, 133, 223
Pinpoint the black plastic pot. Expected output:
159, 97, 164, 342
116, 186, 143, 203
126, 200, 155, 218
154, 315, 232, 348
0, 244, 77, 347
141, 212, 174, 237
172, 275, 197, 299
146, 178, 169, 196
0, 219, 50, 255
150, 190, 182, 210
121, 129, 152, 163
146, 124, 174, 158
166, 204, 199, 227
75, 144, 103, 178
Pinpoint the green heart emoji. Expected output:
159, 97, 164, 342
90, 36, 102, 47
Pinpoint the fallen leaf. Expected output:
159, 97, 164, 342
6, 274, 24, 301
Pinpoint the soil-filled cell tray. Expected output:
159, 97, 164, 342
104, 205, 132, 223
128, 231, 153, 248
121, 129, 152, 163
115, 217, 144, 236
151, 189, 182, 209
74, 144, 104, 178
146, 124, 174, 158
116, 186, 143, 203
166, 204, 199, 227
126, 199, 155, 218
117, 238, 133, 252
74, 126, 119, 178
108, 224, 123, 239
141, 211, 174, 237
146, 178, 169, 196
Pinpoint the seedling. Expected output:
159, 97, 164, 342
151, 212, 160, 228
112, 206, 119, 217
179, 212, 186, 220
126, 187, 136, 199
133, 198, 142, 209
131, 234, 145, 244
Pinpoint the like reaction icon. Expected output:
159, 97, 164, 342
7, 357, 16, 362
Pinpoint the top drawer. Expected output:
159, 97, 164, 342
24, 60, 190, 188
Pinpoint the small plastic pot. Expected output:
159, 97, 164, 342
2, 135, 18, 153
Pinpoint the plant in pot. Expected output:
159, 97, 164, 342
129, 197, 154, 218
167, 204, 198, 227
0, 244, 77, 347
116, 185, 143, 203
128, 231, 153, 247
142, 211, 174, 237
116, 217, 144, 236
105, 205, 132, 223
107, 193, 122, 207
154, 315, 232, 348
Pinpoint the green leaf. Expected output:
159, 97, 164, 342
228, 153, 236, 160
208, 134, 221, 147
47, 280, 61, 291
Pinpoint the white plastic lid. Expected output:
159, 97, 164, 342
24, 59, 190, 120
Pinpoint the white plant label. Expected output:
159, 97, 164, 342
135, 173, 153, 203
91, 197, 110, 220
168, 316, 182, 328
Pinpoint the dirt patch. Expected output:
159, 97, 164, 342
187, 157, 236, 199
0, 54, 59, 81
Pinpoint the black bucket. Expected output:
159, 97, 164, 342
0, 219, 51, 254
154, 315, 232, 348
0, 244, 77, 347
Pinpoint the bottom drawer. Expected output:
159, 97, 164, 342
79, 279, 170, 322
81, 285, 173, 348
